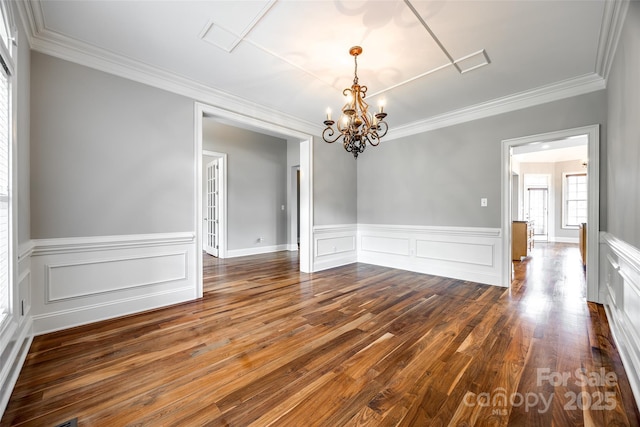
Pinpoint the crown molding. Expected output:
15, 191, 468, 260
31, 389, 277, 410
16, 0, 611, 142
595, 0, 630, 81
16, 1, 319, 137
386, 72, 606, 141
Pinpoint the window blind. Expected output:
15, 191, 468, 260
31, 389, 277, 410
0, 65, 8, 321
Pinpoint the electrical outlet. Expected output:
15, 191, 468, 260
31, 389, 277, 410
481, 198, 488, 207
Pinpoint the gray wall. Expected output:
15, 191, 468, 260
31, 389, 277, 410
358, 91, 607, 228
16, 11, 30, 244
606, 1, 640, 248
202, 120, 287, 250
28, 51, 355, 245
30, 52, 194, 238
313, 136, 357, 225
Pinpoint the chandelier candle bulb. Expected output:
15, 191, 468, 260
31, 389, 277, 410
321, 45, 389, 159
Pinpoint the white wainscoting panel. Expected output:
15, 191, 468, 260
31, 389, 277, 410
313, 224, 357, 271
46, 252, 188, 302
358, 224, 503, 286
30, 232, 198, 335
361, 235, 410, 256
416, 240, 493, 266
600, 232, 640, 410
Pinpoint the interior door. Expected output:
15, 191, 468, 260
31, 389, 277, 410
528, 188, 548, 240
205, 159, 219, 257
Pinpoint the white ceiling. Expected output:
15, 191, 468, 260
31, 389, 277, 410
21, 0, 614, 136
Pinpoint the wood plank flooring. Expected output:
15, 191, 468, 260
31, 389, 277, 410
2, 243, 639, 426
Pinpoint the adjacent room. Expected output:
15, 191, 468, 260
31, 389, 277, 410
1, 0, 640, 425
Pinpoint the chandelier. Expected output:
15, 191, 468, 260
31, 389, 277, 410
322, 46, 389, 159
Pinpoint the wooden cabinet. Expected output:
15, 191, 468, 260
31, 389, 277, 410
512, 221, 534, 261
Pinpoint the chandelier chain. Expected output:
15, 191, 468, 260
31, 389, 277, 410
353, 53, 358, 85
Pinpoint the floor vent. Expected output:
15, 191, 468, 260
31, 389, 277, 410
55, 419, 78, 427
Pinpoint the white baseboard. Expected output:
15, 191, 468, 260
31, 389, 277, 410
357, 224, 504, 287
0, 241, 36, 418
0, 317, 33, 417
600, 232, 640, 411
31, 286, 195, 335
226, 244, 289, 258
30, 232, 198, 335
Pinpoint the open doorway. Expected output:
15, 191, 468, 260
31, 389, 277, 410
194, 103, 314, 297
502, 125, 600, 302
528, 187, 549, 240
288, 165, 300, 251
202, 151, 227, 258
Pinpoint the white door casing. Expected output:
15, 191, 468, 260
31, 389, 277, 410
501, 125, 600, 302
194, 102, 313, 284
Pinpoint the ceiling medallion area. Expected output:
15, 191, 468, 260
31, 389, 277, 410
320, 3, 490, 159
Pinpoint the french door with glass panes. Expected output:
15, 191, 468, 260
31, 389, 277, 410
205, 159, 219, 257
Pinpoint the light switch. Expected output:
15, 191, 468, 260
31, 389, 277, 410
481, 198, 488, 207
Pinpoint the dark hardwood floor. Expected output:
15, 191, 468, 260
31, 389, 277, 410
2, 243, 639, 426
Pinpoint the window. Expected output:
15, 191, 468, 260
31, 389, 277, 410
0, 66, 8, 322
0, 0, 13, 327
563, 173, 587, 228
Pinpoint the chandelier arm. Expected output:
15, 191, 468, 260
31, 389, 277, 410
375, 120, 389, 139
363, 133, 375, 147
322, 125, 342, 144
355, 88, 370, 124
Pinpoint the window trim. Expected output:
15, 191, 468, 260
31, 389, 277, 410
562, 171, 588, 229
0, 0, 16, 339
